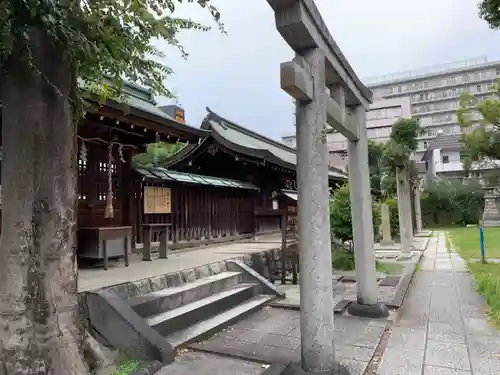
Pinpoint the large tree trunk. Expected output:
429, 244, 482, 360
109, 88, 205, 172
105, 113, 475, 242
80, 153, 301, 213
0, 30, 88, 374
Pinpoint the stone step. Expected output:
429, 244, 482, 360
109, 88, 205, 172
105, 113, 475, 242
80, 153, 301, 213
147, 284, 258, 337
127, 271, 242, 317
166, 294, 274, 348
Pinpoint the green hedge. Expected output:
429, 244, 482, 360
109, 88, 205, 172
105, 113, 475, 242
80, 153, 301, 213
421, 179, 484, 226
329, 179, 483, 244
329, 184, 381, 245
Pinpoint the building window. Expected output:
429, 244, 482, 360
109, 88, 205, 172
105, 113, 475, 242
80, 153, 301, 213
442, 155, 449, 164
476, 84, 482, 93
423, 141, 428, 149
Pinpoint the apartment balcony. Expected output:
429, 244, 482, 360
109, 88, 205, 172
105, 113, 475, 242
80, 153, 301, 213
411, 86, 494, 105
412, 106, 458, 117
434, 159, 500, 173
377, 74, 497, 97
434, 161, 464, 173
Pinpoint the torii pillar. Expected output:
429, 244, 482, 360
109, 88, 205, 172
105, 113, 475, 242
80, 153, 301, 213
396, 164, 413, 254
267, 0, 388, 373
413, 180, 423, 234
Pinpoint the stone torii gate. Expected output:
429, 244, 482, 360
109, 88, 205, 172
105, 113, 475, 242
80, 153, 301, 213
266, 0, 388, 373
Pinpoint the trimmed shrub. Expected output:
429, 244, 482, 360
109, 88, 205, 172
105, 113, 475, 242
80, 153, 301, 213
332, 250, 355, 270
329, 184, 381, 245
421, 179, 484, 226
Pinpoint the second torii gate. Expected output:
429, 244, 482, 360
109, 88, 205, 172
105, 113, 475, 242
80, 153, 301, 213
266, 1, 389, 373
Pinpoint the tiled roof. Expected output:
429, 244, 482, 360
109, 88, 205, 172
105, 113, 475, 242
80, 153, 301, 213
79, 78, 208, 138
202, 108, 347, 181
136, 167, 259, 190
421, 134, 463, 161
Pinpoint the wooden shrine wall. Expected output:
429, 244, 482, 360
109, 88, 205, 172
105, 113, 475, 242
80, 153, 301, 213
135, 182, 256, 244
253, 174, 296, 234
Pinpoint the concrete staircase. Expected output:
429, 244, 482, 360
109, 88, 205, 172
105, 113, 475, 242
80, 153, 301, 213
125, 271, 275, 348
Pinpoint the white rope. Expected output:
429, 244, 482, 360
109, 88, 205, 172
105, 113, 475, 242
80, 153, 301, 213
104, 142, 114, 219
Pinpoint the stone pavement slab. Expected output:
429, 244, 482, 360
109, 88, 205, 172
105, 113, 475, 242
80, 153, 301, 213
157, 351, 267, 375
425, 341, 471, 371
423, 367, 471, 375
190, 307, 388, 375
377, 347, 424, 375
376, 232, 500, 375
375, 236, 429, 251
271, 280, 397, 312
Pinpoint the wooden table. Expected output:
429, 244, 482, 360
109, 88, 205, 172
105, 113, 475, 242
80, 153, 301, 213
141, 223, 172, 261
78, 226, 131, 270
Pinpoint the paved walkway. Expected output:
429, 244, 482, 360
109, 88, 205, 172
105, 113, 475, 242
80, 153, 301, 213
190, 308, 386, 375
78, 234, 283, 292
378, 232, 500, 375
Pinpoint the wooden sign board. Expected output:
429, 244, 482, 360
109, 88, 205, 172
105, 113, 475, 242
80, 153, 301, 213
144, 186, 171, 214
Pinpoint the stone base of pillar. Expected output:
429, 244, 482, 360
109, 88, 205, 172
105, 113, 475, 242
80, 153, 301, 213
347, 303, 389, 319
379, 239, 395, 246
480, 219, 500, 228
283, 363, 350, 375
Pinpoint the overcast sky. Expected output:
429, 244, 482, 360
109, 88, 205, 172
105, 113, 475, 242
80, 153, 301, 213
155, 0, 500, 140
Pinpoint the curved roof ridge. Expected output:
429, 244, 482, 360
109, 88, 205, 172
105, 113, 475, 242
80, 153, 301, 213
205, 107, 297, 153
204, 108, 347, 180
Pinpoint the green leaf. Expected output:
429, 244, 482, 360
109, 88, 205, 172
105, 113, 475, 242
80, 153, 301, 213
0, 0, 226, 110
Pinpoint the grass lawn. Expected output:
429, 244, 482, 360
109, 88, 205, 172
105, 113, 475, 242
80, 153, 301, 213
332, 250, 404, 275
109, 360, 140, 375
447, 226, 500, 328
446, 226, 500, 260
376, 262, 404, 275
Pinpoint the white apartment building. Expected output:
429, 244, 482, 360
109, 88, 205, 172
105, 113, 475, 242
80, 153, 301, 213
367, 57, 500, 161
281, 97, 411, 172
422, 133, 500, 182
282, 57, 500, 177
